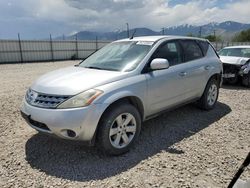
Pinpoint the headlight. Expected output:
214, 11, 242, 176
241, 61, 250, 69
57, 89, 103, 109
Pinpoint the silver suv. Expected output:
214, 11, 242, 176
21, 36, 222, 155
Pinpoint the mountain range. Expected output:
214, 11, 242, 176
57, 21, 250, 41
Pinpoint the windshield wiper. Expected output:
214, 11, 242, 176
85, 66, 102, 70
83, 66, 119, 71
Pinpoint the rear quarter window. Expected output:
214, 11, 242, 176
207, 44, 220, 58
197, 40, 209, 55
180, 40, 203, 62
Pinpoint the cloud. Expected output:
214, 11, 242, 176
65, 0, 145, 11
0, 0, 249, 39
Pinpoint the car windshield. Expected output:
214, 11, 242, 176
79, 41, 153, 72
218, 48, 250, 58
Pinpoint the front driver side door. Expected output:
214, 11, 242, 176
145, 40, 193, 115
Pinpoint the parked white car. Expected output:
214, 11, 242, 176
219, 46, 250, 87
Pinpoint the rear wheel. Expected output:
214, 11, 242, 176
97, 103, 141, 155
197, 78, 219, 110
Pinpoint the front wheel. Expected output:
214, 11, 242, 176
197, 78, 219, 110
97, 103, 141, 155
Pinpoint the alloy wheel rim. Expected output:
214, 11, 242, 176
109, 113, 137, 149
207, 84, 218, 106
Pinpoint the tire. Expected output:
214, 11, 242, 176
242, 73, 250, 88
96, 103, 141, 155
197, 78, 219, 110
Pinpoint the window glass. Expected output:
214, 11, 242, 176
218, 48, 250, 58
152, 41, 182, 66
206, 45, 219, 58
181, 40, 203, 61
197, 41, 209, 55
79, 41, 152, 72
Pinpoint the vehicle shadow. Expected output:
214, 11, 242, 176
222, 84, 249, 90
25, 102, 231, 182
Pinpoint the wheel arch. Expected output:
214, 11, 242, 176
101, 95, 144, 121
209, 72, 222, 86
199, 72, 222, 98
91, 95, 145, 145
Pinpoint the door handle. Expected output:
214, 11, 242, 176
205, 65, 211, 70
179, 71, 187, 77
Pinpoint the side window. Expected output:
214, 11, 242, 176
197, 40, 209, 55
180, 40, 203, 62
152, 41, 182, 66
207, 44, 220, 58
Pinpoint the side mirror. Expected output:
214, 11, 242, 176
150, 58, 169, 70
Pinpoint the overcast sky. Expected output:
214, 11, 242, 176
0, 0, 250, 39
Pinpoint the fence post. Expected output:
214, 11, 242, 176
95, 36, 98, 51
75, 34, 79, 59
18, 33, 23, 63
50, 34, 54, 61
215, 41, 218, 51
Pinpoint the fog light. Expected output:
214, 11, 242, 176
67, 130, 76, 138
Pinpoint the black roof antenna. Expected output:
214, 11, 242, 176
130, 29, 137, 39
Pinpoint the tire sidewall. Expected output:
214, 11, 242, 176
97, 103, 141, 155
204, 79, 219, 110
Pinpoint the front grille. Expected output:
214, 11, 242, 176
26, 89, 71, 109
223, 63, 241, 73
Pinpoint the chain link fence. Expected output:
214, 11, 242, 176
0, 39, 110, 63
211, 41, 250, 51
1, 39, 250, 64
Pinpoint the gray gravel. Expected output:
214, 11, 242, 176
0, 60, 249, 188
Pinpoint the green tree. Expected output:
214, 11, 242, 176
205, 35, 221, 42
233, 29, 250, 42
187, 33, 194, 37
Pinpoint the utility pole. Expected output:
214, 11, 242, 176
126, 23, 130, 38
18, 33, 23, 63
161, 28, 165, 35
50, 34, 54, 61
95, 36, 98, 51
213, 30, 216, 38
199, 26, 202, 37
75, 34, 78, 59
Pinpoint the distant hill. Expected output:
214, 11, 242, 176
62, 27, 159, 40
57, 21, 250, 41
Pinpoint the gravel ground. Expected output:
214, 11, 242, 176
0, 60, 249, 188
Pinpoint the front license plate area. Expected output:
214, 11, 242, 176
223, 73, 235, 78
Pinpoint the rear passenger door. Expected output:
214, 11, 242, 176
179, 39, 208, 97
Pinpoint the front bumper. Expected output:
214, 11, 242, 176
20, 100, 108, 142
222, 63, 250, 78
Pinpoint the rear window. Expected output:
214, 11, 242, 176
180, 40, 203, 62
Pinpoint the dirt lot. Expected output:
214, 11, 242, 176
0, 60, 249, 188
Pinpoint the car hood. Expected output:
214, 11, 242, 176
220, 56, 250, 65
31, 66, 129, 95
